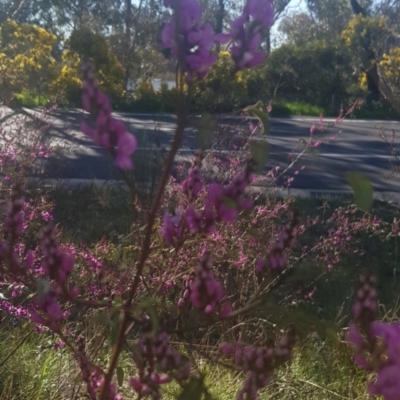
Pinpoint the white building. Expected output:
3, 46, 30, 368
126, 78, 176, 92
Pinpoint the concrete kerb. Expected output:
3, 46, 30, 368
22, 178, 400, 203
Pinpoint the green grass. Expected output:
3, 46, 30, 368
14, 90, 54, 108
0, 324, 73, 400
270, 102, 327, 117
269, 100, 399, 120
0, 323, 371, 400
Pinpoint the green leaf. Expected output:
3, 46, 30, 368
250, 140, 269, 173
345, 172, 373, 211
243, 104, 270, 135
196, 113, 216, 149
116, 367, 124, 386
177, 377, 205, 400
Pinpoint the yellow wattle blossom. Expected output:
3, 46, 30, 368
359, 72, 368, 89
0, 19, 57, 97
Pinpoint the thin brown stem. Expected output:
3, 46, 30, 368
100, 75, 187, 399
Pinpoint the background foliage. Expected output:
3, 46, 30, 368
0, 0, 399, 115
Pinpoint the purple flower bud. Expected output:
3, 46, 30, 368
204, 304, 214, 314
220, 343, 234, 358
220, 302, 232, 319
158, 374, 172, 384
177, 298, 185, 307
189, 254, 225, 314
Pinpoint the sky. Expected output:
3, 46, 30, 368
270, 0, 308, 48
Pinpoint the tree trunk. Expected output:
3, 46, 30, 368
124, 0, 133, 93
366, 64, 380, 104
215, 0, 224, 34
265, 29, 271, 53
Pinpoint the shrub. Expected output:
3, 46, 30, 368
1, 1, 399, 399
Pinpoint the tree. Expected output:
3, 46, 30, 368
191, 50, 250, 112
341, 14, 388, 103
108, 0, 172, 85
0, 0, 125, 37
278, 12, 318, 46
304, 0, 353, 40
350, 0, 367, 15
379, 46, 400, 101
48, 0, 124, 34
263, 41, 358, 110
0, 0, 53, 27
0, 19, 58, 99
67, 27, 125, 99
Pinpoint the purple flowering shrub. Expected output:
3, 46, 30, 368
347, 275, 400, 400
0, 1, 398, 399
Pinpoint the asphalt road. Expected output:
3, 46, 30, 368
1, 107, 400, 197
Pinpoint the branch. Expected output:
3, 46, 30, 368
100, 75, 187, 400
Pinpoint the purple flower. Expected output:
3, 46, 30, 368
81, 62, 137, 170
244, 0, 274, 27
115, 132, 137, 169
40, 224, 75, 286
189, 254, 224, 314
185, 205, 202, 231
182, 155, 203, 197
313, 140, 323, 147
159, 208, 184, 243
162, 0, 217, 81
216, 0, 274, 70
206, 167, 253, 223
371, 322, 400, 362
369, 364, 400, 400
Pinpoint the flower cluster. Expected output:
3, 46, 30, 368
161, 0, 217, 81
159, 207, 185, 244
91, 369, 123, 400
220, 328, 297, 400
29, 224, 77, 331
0, 184, 26, 274
159, 162, 254, 244
31, 286, 64, 331
177, 275, 192, 308
206, 162, 254, 223
130, 330, 190, 399
182, 151, 203, 198
216, 0, 274, 70
81, 62, 137, 169
256, 210, 299, 275
39, 224, 74, 285
348, 275, 400, 400
189, 253, 227, 315
3, 183, 25, 239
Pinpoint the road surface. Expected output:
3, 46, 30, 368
1, 107, 400, 198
